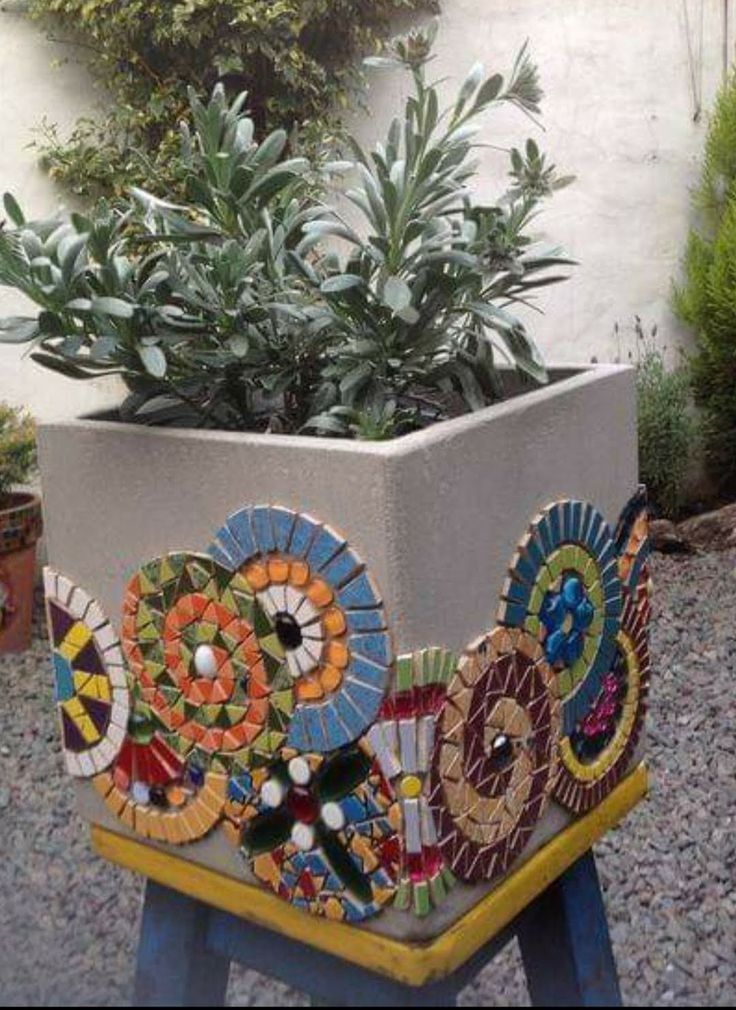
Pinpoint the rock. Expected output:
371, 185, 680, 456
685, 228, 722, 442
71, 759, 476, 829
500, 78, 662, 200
650, 519, 693, 554
678, 503, 736, 551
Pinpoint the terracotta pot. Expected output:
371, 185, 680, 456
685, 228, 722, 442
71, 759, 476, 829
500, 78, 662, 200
0, 491, 43, 654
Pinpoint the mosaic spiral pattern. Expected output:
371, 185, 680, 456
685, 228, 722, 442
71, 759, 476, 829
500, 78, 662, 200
209, 506, 392, 753
368, 648, 456, 916
553, 595, 650, 813
227, 742, 400, 921
429, 627, 560, 883
498, 500, 623, 735
121, 553, 293, 769
44, 568, 128, 777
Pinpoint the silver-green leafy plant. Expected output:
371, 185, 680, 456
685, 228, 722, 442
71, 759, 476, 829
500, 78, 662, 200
0, 24, 572, 437
296, 23, 574, 434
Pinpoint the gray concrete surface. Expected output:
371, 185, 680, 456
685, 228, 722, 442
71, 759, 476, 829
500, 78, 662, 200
0, 548, 733, 1005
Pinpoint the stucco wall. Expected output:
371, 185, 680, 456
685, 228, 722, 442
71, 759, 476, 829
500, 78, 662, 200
349, 0, 734, 366
0, 2, 732, 421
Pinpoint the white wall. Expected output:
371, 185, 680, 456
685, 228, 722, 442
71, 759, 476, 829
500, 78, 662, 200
0, 8, 123, 420
0, 2, 732, 421
349, 0, 734, 368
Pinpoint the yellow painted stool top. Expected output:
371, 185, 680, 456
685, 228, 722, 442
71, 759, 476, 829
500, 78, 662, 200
91, 761, 648, 987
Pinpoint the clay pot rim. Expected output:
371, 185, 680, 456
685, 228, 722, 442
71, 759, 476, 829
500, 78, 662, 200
0, 490, 42, 518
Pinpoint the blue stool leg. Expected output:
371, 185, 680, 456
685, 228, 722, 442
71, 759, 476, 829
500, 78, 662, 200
516, 849, 622, 1007
134, 880, 230, 1007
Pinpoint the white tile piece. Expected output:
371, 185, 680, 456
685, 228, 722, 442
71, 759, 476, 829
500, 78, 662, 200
403, 797, 422, 853
295, 599, 320, 626
285, 585, 306, 614
417, 714, 435, 772
56, 575, 74, 608
420, 795, 438, 845
367, 723, 402, 779
399, 719, 418, 773
95, 623, 118, 652
301, 637, 323, 664
42, 567, 57, 598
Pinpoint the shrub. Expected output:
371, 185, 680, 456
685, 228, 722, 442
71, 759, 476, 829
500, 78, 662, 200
675, 70, 736, 494
633, 321, 695, 518
0, 25, 571, 438
29, 0, 431, 198
0, 404, 37, 504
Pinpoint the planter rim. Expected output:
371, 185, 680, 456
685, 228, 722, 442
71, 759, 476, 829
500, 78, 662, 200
38, 362, 632, 459
0, 490, 43, 555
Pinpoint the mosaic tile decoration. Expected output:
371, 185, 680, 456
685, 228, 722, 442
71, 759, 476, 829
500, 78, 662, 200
368, 648, 457, 916
209, 506, 392, 753
43, 492, 651, 923
226, 741, 400, 922
614, 484, 651, 596
92, 718, 228, 845
498, 500, 623, 735
553, 594, 650, 814
429, 628, 561, 883
120, 552, 293, 771
44, 568, 129, 777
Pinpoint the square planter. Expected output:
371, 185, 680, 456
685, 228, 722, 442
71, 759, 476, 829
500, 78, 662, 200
38, 362, 650, 944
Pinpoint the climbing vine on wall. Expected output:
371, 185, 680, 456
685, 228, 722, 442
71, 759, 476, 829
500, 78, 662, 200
30, 0, 433, 198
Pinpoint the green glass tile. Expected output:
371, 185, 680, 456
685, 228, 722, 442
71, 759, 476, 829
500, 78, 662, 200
525, 615, 541, 637
413, 881, 431, 917
429, 871, 447, 907
195, 620, 218, 643
393, 880, 411, 911
556, 667, 574, 696
395, 655, 414, 692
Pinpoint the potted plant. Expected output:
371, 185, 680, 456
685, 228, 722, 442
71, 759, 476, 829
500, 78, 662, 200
0, 403, 41, 654
0, 24, 648, 941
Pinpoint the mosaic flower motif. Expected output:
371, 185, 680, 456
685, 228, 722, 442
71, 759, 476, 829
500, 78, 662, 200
614, 486, 651, 600
43, 568, 129, 777
539, 573, 595, 666
121, 552, 293, 770
553, 594, 650, 814
367, 648, 457, 916
93, 702, 227, 843
226, 742, 400, 921
498, 499, 623, 735
209, 505, 392, 752
429, 627, 560, 883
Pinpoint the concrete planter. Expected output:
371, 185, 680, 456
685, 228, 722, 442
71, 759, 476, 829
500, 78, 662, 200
37, 363, 650, 942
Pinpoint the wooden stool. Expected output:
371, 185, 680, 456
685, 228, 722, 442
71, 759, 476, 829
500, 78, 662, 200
94, 763, 647, 1007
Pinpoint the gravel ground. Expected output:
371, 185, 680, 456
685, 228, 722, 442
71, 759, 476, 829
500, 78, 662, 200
0, 550, 733, 1007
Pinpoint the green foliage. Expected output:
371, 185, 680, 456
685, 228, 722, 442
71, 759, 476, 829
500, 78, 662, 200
696, 68, 736, 224
0, 25, 571, 438
0, 404, 37, 502
29, 0, 431, 198
675, 70, 736, 493
633, 321, 695, 519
